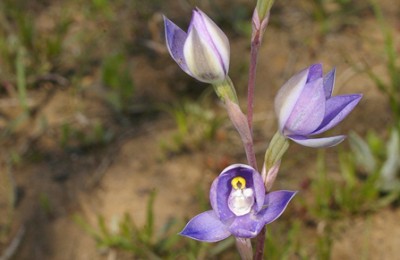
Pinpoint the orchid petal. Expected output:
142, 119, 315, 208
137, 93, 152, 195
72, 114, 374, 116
209, 177, 219, 217
284, 78, 326, 135
228, 190, 296, 238
251, 167, 266, 211
228, 214, 264, 238
192, 8, 229, 74
259, 190, 297, 224
180, 210, 231, 242
163, 16, 189, 74
184, 26, 225, 83
212, 164, 262, 222
312, 94, 362, 135
306, 63, 323, 83
210, 171, 235, 221
288, 135, 346, 148
275, 68, 309, 133
323, 68, 336, 98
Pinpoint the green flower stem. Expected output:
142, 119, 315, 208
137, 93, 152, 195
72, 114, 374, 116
213, 77, 239, 105
249, 4, 274, 259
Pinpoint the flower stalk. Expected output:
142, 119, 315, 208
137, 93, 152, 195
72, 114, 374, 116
249, 3, 274, 260
213, 79, 257, 170
236, 238, 253, 260
247, 9, 270, 134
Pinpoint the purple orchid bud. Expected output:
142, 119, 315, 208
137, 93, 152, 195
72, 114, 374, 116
180, 164, 296, 242
163, 8, 230, 84
275, 63, 362, 148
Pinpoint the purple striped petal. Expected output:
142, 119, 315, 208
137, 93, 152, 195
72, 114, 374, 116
312, 94, 362, 135
284, 78, 326, 135
184, 26, 225, 82
163, 16, 189, 74
191, 8, 229, 74
288, 135, 346, 148
182, 9, 229, 83
323, 68, 336, 98
180, 210, 231, 242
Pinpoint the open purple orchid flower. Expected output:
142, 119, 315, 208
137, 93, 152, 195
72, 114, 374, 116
274, 63, 362, 148
180, 164, 296, 242
163, 8, 230, 84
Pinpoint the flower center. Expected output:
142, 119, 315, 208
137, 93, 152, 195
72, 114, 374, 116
228, 176, 255, 216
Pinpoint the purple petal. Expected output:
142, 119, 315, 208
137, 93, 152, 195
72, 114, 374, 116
251, 166, 266, 211
163, 16, 189, 74
283, 78, 326, 135
209, 177, 218, 215
312, 94, 362, 135
275, 68, 309, 133
180, 210, 231, 242
288, 135, 346, 148
228, 214, 264, 238
258, 190, 297, 224
211, 164, 264, 222
228, 190, 296, 238
323, 68, 336, 98
306, 63, 323, 83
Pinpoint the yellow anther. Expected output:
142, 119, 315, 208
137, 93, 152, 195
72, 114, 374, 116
231, 176, 246, 190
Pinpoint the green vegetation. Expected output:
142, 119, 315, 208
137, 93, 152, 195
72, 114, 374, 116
161, 97, 225, 154
75, 191, 236, 259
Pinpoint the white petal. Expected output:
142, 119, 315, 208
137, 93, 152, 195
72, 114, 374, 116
183, 27, 226, 83
288, 135, 346, 148
275, 68, 310, 132
195, 9, 230, 73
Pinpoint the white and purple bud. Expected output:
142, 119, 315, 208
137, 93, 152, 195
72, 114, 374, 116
164, 8, 230, 84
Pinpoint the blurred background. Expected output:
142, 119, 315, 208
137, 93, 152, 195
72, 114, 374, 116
0, 0, 399, 259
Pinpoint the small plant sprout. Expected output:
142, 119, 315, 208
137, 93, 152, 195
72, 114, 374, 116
163, 2, 362, 259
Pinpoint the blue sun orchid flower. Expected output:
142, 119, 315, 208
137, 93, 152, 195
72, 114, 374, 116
163, 8, 230, 84
180, 164, 296, 242
274, 63, 362, 148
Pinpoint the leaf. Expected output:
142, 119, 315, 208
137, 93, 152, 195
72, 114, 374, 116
348, 131, 376, 173
379, 128, 400, 191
